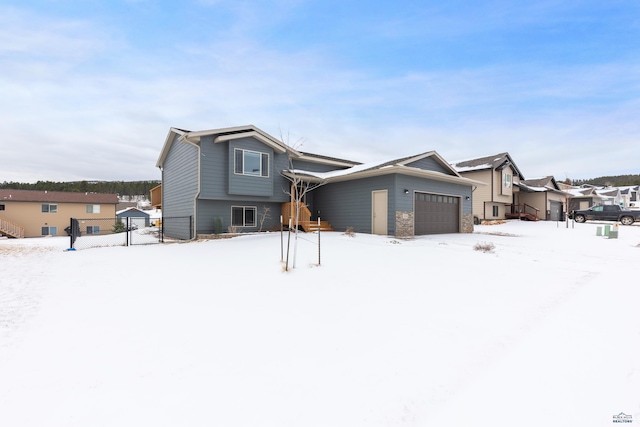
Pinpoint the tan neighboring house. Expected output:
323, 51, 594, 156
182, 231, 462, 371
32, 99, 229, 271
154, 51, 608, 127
514, 176, 570, 221
451, 152, 525, 222
0, 189, 118, 238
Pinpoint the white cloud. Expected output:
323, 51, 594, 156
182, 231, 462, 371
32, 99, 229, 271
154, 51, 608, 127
0, 3, 638, 183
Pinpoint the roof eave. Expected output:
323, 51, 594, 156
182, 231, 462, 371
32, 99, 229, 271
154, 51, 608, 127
326, 165, 486, 186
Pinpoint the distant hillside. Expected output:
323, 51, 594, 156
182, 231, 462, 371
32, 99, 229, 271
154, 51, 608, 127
572, 174, 640, 187
0, 180, 161, 198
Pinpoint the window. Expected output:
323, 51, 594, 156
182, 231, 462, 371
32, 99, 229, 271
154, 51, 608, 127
234, 149, 269, 177
231, 206, 257, 227
503, 173, 512, 188
0, 203, 4, 211
492, 206, 499, 217
41, 226, 57, 235
86, 226, 100, 235
86, 204, 101, 214
42, 204, 58, 213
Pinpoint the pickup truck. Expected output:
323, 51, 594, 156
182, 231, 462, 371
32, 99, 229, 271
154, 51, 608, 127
571, 204, 640, 225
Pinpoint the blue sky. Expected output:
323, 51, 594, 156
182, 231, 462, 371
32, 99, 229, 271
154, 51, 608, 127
1, 0, 638, 182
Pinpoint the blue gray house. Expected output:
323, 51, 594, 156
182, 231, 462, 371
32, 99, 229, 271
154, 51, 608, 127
156, 125, 483, 239
116, 207, 151, 229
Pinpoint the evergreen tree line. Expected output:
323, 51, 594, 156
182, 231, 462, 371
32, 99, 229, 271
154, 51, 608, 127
572, 174, 640, 187
0, 180, 161, 198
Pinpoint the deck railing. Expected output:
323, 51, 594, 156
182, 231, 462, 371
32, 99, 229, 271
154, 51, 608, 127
0, 217, 25, 238
506, 203, 540, 220
281, 202, 312, 228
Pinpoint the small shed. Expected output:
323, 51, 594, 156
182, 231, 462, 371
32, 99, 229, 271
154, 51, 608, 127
116, 207, 151, 228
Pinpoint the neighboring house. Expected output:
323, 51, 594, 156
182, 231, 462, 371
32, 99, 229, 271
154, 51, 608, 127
150, 184, 162, 209
594, 187, 621, 206
0, 189, 118, 238
451, 152, 525, 222
514, 176, 570, 221
620, 186, 640, 208
156, 125, 484, 239
116, 207, 151, 228
559, 184, 606, 211
559, 183, 640, 210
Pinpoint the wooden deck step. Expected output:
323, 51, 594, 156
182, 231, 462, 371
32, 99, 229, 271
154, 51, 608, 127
300, 220, 334, 232
0, 218, 25, 238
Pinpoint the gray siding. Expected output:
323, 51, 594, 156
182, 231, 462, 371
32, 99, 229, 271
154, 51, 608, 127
314, 175, 397, 234
228, 138, 275, 197
314, 173, 473, 236
394, 175, 473, 214
196, 200, 283, 234
198, 135, 291, 203
405, 156, 452, 174
162, 135, 199, 239
199, 135, 228, 200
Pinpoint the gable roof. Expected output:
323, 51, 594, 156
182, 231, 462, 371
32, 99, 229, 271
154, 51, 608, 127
451, 152, 525, 180
284, 151, 485, 187
520, 176, 558, 189
516, 176, 569, 195
116, 207, 151, 216
0, 189, 118, 204
156, 125, 360, 169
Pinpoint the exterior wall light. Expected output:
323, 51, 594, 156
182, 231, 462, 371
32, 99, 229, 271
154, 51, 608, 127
404, 189, 409, 194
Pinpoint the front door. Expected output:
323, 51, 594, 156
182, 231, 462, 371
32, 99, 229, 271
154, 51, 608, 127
372, 190, 388, 235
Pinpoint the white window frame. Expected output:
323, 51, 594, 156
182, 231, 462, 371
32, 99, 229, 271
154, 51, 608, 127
234, 148, 269, 177
86, 204, 101, 214
41, 226, 57, 235
231, 206, 257, 227
86, 225, 100, 235
503, 173, 512, 189
42, 204, 58, 213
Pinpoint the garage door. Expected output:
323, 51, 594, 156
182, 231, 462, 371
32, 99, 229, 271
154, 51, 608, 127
549, 201, 562, 221
415, 192, 460, 235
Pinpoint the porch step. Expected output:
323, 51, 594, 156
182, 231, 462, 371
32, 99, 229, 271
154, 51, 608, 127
301, 220, 334, 232
0, 217, 25, 238
505, 213, 538, 221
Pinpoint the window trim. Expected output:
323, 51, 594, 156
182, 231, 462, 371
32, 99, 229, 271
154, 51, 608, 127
42, 203, 58, 213
41, 226, 58, 236
231, 206, 257, 227
86, 204, 101, 214
234, 148, 269, 178
86, 225, 101, 235
503, 172, 512, 189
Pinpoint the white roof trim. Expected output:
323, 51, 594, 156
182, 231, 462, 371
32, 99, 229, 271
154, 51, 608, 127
284, 164, 486, 186
214, 131, 288, 154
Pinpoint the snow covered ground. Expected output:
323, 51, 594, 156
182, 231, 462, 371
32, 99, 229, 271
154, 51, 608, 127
1, 220, 639, 426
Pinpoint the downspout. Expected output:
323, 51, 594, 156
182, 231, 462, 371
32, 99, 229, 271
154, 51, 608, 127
178, 134, 201, 240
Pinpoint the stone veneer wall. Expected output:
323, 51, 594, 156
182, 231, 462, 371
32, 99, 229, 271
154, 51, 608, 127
461, 213, 473, 233
395, 211, 414, 238
396, 211, 474, 237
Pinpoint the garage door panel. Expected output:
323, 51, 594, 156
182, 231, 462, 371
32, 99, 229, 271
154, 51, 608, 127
415, 192, 459, 235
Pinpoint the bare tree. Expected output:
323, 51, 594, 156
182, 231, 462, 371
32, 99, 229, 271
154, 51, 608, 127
279, 130, 328, 270
258, 205, 271, 232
